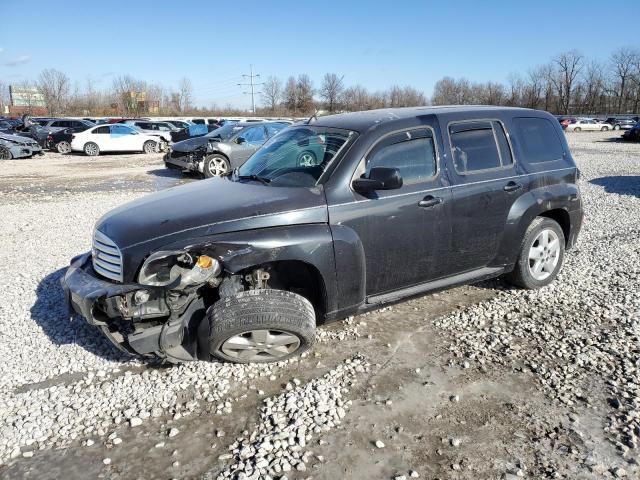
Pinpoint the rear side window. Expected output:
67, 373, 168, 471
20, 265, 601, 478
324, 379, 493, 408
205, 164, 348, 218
513, 117, 564, 163
449, 120, 512, 173
93, 126, 110, 134
365, 128, 436, 185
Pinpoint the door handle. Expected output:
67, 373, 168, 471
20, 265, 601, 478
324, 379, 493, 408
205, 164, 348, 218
418, 195, 443, 208
503, 181, 522, 193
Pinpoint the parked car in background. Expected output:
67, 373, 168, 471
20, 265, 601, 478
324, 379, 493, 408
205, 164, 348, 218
565, 119, 611, 132
121, 120, 176, 149
622, 122, 640, 141
70, 124, 160, 156
39, 118, 95, 134
164, 120, 191, 130
165, 121, 288, 177
62, 106, 583, 364
605, 117, 636, 130
0, 132, 43, 159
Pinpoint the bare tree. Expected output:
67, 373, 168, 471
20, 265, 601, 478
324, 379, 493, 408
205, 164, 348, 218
0, 81, 8, 114
319, 73, 344, 112
296, 74, 315, 113
261, 76, 282, 112
552, 50, 584, 114
610, 47, 640, 114
38, 69, 70, 115
178, 78, 193, 113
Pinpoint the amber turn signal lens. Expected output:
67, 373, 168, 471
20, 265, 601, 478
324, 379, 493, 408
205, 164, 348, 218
196, 255, 214, 269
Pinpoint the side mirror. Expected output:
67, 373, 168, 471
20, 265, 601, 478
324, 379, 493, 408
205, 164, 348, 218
352, 167, 403, 193
236, 137, 247, 145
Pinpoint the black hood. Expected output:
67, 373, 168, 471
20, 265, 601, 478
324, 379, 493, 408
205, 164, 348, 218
171, 135, 217, 152
96, 178, 327, 252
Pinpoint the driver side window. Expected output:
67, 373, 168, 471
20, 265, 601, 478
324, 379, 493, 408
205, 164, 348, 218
364, 129, 437, 185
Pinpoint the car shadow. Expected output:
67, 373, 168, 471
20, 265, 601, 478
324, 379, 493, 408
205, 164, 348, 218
590, 176, 640, 197
30, 268, 130, 362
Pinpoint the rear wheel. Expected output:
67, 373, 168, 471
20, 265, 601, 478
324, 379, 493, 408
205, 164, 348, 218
203, 154, 230, 178
208, 289, 316, 363
0, 146, 12, 160
573, 127, 581, 132
56, 141, 71, 154
143, 140, 157, 154
614, 124, 621, 130
84, 142, 100, 156
506, 217, 565, 289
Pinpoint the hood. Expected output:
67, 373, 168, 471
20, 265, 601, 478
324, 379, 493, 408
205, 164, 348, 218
96, 178, 327, 252
171, 135, 215, 152
0, 132, 37, 144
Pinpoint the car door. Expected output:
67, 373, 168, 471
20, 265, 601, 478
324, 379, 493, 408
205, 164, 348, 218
231, 126, 268, 165
445, 119, 520, 274
90, 125, 111, 150
109, 124, 138, 151
328, 126, 453, 296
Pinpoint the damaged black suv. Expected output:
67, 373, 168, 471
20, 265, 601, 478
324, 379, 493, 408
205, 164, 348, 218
62, 106, 583, 364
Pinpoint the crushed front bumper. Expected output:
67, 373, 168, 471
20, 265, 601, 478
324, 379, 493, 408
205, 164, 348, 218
61, 253, 207, 362
163, 152, 201, 172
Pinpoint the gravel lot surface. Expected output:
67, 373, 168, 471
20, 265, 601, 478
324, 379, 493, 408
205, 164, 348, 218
0, 133, 638, 479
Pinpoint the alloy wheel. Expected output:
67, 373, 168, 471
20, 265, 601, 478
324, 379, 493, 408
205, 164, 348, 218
208, 157, 229, 176
220, 329, 301, 361
528, 228, 560, 281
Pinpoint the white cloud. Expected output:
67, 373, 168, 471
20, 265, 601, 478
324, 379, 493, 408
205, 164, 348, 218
5, 55, 31, 66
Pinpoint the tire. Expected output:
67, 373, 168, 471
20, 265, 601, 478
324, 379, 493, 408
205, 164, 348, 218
573, 127, 581, 132
505, 217, 565, 290
0, 146, 12, 160
297, 150, 317, 167
84, 142, 100, 156
208, 289, 316, 363
614, 125, 620, 130
601, 126, 609, 131
56, 141, 71, 154
143, 140, 157, 154
203, 154, 230, 178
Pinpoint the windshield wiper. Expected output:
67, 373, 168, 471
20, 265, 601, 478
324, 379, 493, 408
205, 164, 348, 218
237, 174, 271, 185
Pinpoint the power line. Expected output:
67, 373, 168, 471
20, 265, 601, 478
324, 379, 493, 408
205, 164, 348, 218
237, 64, 263, 113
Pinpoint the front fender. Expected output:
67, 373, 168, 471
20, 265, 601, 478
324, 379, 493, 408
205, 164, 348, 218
496, 183, 582, 266
163, 224, 339, 317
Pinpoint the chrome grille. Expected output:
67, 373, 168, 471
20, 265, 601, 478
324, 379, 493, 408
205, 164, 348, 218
92, 230, 123, 282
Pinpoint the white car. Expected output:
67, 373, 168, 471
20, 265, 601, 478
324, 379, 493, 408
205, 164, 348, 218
565, 119, 611, 132
71, 124, 160, 156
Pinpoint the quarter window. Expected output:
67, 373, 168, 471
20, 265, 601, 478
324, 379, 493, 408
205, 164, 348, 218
365, 129, 436, 184
449, 120, 512, 173
513, 117, 564, 163
93, 126, 110, 134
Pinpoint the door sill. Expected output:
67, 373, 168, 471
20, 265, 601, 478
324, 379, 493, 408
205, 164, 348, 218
365, 267, 504, 305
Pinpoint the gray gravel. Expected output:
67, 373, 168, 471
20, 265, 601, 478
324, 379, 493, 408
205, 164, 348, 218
435, 134, 640, 472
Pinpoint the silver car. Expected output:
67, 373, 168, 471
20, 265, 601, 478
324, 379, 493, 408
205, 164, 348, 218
0, 132, 43, 159
164, 121, 288, 178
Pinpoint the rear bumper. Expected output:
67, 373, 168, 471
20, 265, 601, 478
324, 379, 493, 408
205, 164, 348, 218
61, 253, 205, 362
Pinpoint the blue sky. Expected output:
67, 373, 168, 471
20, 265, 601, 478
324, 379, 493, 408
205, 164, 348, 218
1, 0, 638, 110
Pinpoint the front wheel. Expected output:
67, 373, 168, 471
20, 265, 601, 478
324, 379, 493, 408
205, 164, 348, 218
573, 127, 581, 132
143, 140, 157, 154
0, 146, 12, 160
601, 126, 609, 131
208, 289, 316, 363
614, 125, 621, 130
505, 217, 565, 289
203, 154, 230, 178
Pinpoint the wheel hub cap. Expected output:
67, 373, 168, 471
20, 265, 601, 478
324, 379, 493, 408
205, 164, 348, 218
220, 329, 300, 361
528, 228, 560, 281
209, 158, 228, 176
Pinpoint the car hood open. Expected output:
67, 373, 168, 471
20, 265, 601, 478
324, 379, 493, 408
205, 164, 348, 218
95, 178, 327, 251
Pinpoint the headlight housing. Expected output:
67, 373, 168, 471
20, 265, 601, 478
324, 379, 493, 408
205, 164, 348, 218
137, 251, 221, 288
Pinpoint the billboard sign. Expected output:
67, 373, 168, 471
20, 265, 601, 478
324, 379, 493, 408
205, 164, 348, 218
10, 86, 46, 108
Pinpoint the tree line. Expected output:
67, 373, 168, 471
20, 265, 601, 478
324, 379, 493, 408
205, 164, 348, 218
1, 47, 638, 118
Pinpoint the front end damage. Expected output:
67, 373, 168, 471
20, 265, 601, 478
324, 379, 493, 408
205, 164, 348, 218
163, 144, 210, 174
62, 253, 218, 363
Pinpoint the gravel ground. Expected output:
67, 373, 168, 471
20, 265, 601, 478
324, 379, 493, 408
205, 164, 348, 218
0, 132, 638, 479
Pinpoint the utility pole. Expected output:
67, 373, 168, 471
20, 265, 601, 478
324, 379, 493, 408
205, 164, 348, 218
238, 64, 263, 114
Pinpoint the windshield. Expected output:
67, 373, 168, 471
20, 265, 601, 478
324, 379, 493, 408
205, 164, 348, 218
237, 126, 356, 187
205, 123, 242, 140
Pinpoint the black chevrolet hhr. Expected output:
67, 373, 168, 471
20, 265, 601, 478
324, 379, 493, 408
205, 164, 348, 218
63, 106, 583, 364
